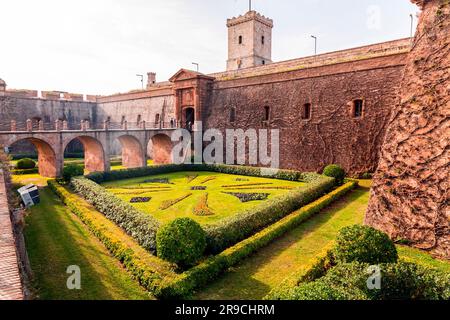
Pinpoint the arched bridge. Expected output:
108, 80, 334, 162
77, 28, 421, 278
0, 120, 177, 177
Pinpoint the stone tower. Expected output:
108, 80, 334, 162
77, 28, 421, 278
226, 10, 273, 71
366, 0, 449, 258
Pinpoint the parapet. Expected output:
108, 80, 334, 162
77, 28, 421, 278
227, 10, 273, 28
5, 89, 38, 98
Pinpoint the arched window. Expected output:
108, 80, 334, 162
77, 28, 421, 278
264, 106, 270, 121
353, 99, 364, 118
230, 107, 236, 123
137, 114, 142, 124
155, 113, 160, 124
302, 103, 312, 120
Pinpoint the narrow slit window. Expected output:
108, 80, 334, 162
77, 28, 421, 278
302, 103, 311, 120
238, 35, 243, 45
230, 107, 236, 123
353, 100, 364, 118
264, 106, 270, 121
262, 36, 265, 45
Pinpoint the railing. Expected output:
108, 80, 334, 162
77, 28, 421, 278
0, 120, 179, 132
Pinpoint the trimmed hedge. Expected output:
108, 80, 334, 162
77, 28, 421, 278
86, 163, 323, 184
12, 167, 39, 175
323, 164, 346, 185
334, 225, 398, 264
62, 164, 84, 182
285, 261, 450, 300
157, 218, 207, 268
70, 177, 160, 252
160, 181, 357, 298
204, 176, 335, 253
16, 158, 36, 169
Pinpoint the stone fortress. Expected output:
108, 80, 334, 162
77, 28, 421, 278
0, 0, 448, 257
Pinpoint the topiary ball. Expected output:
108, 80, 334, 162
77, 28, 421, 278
334, 225, 398, 264
62, 164, 84, 182
16, 158, 36, 169
156, 218, 206, 268
323, 164, 346, 185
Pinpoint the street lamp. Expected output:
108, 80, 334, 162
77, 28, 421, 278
136, 74, 144, 90
311, 35, 317, 56
192, 62, 199, 72
409, 14, 414, 39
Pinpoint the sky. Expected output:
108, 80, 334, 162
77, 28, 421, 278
0, 0, 419, 95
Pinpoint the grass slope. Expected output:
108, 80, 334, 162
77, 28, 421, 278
24, 187, 152, 300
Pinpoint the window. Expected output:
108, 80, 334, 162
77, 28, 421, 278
262, 36, 265, 45
230, 107, 236, 123
353, 100, 364, 118
137, 114, 142, 124
238, 35, 243, 45
264, 106, 270, 121
121, 116, 126, 124
302, 103, 312, 120
107, 116, 111, 122
262, 60, 266, 65
155, 113, 160, 124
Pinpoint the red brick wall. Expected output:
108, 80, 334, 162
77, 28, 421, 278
204, 54, 407, 175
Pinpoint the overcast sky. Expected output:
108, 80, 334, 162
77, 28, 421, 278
0, 0, 418, 95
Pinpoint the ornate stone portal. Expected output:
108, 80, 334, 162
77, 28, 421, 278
366, 0, 449, 258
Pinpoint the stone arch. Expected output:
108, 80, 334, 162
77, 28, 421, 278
150, 134, 173, 164
9, 138, 58, 177
64, 136, 106, 173
116, 135, 146, 168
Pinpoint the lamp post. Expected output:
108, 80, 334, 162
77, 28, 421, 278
192, 62, 199, 72
409, 14, 414, 39
311, 35, 317, 56
136, 74, 144, 90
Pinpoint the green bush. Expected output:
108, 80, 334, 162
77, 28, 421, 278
62, 164, 84, 182
16, 158, 36, 169
157, 218, 206, 268
323, 164, 346, 185
334, 225, 398, 264
288, 261, 450, 301
12, 168, 39, 175
71, 177, 160, 252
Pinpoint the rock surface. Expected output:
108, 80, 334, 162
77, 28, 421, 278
366, 0, 449, 258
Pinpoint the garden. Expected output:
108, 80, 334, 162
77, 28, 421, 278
9, 159, 449, 300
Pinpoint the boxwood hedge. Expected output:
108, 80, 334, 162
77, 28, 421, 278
71, 177, 160, 252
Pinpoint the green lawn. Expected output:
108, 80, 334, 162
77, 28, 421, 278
193, 180, 450, 300
102, 171, 306, 225
23, 187, 152, 300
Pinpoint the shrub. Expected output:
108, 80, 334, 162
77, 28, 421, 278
71, 177, 160, 252
323, 164, 346, 185
333, 225, 398, 264
62, 164, 84, 182
157, 218, 206, 268
287, 261, 450, 301
16, 158, 36, 169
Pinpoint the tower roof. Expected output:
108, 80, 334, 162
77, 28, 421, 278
227, 10, 273, 28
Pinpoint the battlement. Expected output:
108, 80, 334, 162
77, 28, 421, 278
227, 10, 273, 28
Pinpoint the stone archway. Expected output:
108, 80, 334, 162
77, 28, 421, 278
65, 136, 106, 173
150, 134, 173, 164
10, 138, 59, 177
117, 135, 146, 168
